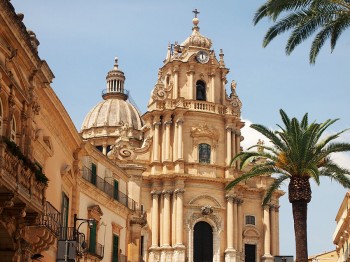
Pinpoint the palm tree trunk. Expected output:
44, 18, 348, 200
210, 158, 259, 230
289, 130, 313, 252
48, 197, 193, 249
292, 200, 308, 262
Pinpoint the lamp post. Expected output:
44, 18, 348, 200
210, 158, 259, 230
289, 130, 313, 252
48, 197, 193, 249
72, 214, 95, 257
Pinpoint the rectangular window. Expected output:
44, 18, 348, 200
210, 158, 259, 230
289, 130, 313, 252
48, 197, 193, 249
91, 163, 97, 185
61, 192, 69, 239
245, 215, 256, 225
112, 234, 119, 262
113, 180, 119, 201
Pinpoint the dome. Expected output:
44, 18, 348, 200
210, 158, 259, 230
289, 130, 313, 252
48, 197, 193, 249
81, 99, 142, 131
80, 58, 143, 142
181, 17, 212, 49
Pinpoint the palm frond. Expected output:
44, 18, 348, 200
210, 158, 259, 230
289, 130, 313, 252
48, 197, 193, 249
263, 174, 290, 205
319, 162, 350, 188
226, 165, 289, 191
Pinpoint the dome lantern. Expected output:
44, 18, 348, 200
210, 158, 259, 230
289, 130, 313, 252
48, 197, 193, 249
102, 57, 128, 100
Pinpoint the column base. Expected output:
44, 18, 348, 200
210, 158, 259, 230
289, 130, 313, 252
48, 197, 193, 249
174, 244, 185, 261
149, 247, 161, 262
225, 248, 238, 262
160, 246, 173, 262
262, 254, 274, 262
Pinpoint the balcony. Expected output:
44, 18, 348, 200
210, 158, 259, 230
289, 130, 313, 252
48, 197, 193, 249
87, 242, 104, 259
0, 137, 47, 212
23, 201, 61, 252
82, 166, 138, 211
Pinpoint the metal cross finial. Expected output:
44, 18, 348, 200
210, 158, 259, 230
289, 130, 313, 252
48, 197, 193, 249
193, 9, 200, 18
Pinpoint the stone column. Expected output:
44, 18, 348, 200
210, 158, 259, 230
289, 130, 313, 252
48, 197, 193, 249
210, 73, 215, 102
162, 190, 172, 247
235, 131, 241, 168
231, 131, 236, 168
153, 116, 161, 162
233, 198, 238, 250
176, 118, 184, 160
226, 195, 234, 250
175, 189, 185, 245
173, 66, 179, 99
263, 205, 272, 257
164, 116, 172, 161
151, 191, 160, 247
275, 205, 280, 255
188, 68, 194, 99
226, 127, 232, 166
237, 198, 243, 253
270, 204, 276, 255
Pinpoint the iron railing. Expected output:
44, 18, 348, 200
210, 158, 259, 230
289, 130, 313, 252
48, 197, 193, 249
87, 242, 104, 259
82, 166, 137, 211
36, 201, 61, 235
58, 227, 87, 256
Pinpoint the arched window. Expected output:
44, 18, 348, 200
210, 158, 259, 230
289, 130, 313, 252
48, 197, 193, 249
11, 117, 16, 142
199, 143, 211, 164
196, 80, 206, 101
0, 99, 3, 136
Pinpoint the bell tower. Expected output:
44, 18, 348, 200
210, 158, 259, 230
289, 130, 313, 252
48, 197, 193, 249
138, 10, 280, 262
143, 10, 244, 175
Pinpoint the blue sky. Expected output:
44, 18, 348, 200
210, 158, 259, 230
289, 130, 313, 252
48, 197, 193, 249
11, 0, 350, 257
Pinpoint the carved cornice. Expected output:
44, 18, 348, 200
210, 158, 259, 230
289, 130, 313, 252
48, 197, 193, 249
174, 188, 185, 197
190, 124, 218, 141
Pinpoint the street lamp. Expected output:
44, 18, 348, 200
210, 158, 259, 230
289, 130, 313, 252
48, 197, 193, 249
73, 214, 95, 254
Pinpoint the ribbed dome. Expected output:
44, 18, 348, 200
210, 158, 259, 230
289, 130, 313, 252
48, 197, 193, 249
80, 58, 143, 143
81, 99, 142, 131
181, 17, 212, 49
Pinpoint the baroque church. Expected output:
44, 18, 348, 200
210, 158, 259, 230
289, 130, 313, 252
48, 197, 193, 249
0, 1, 282, 262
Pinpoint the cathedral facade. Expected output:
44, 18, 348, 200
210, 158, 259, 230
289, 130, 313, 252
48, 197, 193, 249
0, 1, 282, 261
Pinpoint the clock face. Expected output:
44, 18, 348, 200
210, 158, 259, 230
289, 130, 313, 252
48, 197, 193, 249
196, 51, 209, 64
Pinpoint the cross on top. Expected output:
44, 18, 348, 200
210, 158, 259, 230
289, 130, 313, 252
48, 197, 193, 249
192, 9, 200, 18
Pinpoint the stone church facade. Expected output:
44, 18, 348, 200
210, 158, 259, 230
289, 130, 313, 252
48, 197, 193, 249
0, 1, 282, 261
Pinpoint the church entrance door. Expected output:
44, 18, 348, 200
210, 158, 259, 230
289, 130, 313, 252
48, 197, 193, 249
244, 244, 256, 262
193, 221, 213, 262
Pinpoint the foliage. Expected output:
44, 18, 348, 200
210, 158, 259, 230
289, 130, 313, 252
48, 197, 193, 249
253, 0, 350, 63
2, 136, 49, 185
226, 109, 350, 204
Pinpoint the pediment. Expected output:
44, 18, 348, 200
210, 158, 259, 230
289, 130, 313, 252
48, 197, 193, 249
188, 195, 222, 208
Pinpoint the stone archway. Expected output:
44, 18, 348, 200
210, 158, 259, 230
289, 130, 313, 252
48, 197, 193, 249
194, 221, 213, 262
187, 211, 222, 262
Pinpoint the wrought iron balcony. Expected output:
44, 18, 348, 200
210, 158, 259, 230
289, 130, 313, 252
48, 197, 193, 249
87, 242, 104, 259
82, 166, 138, 211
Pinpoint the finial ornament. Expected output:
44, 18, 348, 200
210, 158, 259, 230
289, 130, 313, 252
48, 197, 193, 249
192, 9, 200, 18
114, 57, 119, 69
257, 139, 265, 153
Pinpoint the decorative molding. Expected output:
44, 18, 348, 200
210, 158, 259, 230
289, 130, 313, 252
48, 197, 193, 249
110, 136, 153, 161
190, 124, 218, 141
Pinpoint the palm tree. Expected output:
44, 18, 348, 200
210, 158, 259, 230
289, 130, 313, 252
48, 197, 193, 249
226, 109, 350, 262
253, 0, 350, 63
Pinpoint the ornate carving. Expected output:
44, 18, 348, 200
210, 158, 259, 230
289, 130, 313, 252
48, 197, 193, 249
201, 205, 213, 216
187, 211, 222, 233
110, 136, 153, 161
190, 124, 218, 140
151, 69, 173, 101
226, 80, 242, 110
174, 188, 185, 197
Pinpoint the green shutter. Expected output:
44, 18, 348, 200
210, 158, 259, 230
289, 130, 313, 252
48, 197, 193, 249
89, 222, 97, 254
112, 234, 119, 262
91, 163, 97, 185
113, 180, 119, 201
